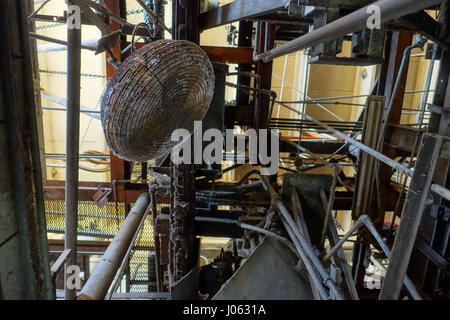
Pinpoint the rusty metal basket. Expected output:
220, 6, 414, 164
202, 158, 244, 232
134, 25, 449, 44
101, 39, 215, 162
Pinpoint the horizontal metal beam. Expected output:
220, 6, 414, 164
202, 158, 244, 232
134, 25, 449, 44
255, 0, 444, 62
401, 11, 448, 49
199, 0, 288, 30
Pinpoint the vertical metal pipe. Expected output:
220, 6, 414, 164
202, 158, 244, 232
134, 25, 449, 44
150, 190, 162, 292
320, 165, 339, 247
64, 1, 82, 301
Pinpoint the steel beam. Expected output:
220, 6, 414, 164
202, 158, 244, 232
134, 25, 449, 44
78, 192, 149, 300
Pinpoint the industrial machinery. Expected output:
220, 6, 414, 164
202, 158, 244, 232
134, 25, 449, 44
1, 0, 450, 301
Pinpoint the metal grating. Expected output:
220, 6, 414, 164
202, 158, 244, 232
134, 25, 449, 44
45, 200, 126, 237
45, 199, 163, 296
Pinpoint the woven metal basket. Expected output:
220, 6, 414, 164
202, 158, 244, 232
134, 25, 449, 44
101, 39, 215, 162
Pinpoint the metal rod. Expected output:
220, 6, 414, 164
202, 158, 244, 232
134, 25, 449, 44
239, 223, 299, 257
279, 218, 329, 300
431, 184, 450, 201
30, 32, 97, 51
41, 106, 101, 113
376, 38, 426, 154
64, 1, 81, 300
78, 192, 150, 300
276, 55, 289, 118
149, 188, 163, 292
46, 153, 109, 159
277, 100, 413, 177
320, 166, 339, 247
287, 186, 322, 300
322, 215, 421, 300
260, 176, 344, 300
271, 73, 344, 121
254, 0, 444, 62
361, 216, 421, 300
51, 249, 72, 282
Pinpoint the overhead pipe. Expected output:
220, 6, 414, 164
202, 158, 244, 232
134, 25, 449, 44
254, 0, 444, 63
78, 192, 150, 300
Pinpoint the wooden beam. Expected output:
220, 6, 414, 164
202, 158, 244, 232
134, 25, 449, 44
200, 46, 254, 64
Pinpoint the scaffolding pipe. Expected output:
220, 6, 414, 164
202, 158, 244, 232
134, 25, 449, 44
64, 1, 81, 300
78, 192, 150, 300
254, 0, 444, 62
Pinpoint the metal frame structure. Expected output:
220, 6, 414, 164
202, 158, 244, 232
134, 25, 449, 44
1, 0, 449, 300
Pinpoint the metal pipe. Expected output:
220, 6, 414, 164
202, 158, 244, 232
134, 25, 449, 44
78, 192, 150, 300
278, 218, 329, 300
288, 187, 324, 300
416, 44, 438, 123
261, 176, 344, 300
361, 216, 421, 300
276, 55, 289, 118
30, 32, 97, 51
320, 166, 339, 247
376, 37, 426, 154
149, 188, 163, 292
106, 203, 149, 300
318, 190, 359, 300
322, 215, 421, 300
272, 73, 345, 121
254, 0, 443, 62
277, 100, 413, 177
64, 1, 81, 300
239, 222, 300, 258
431, 184, 450, 201
46, 153, 109, 159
